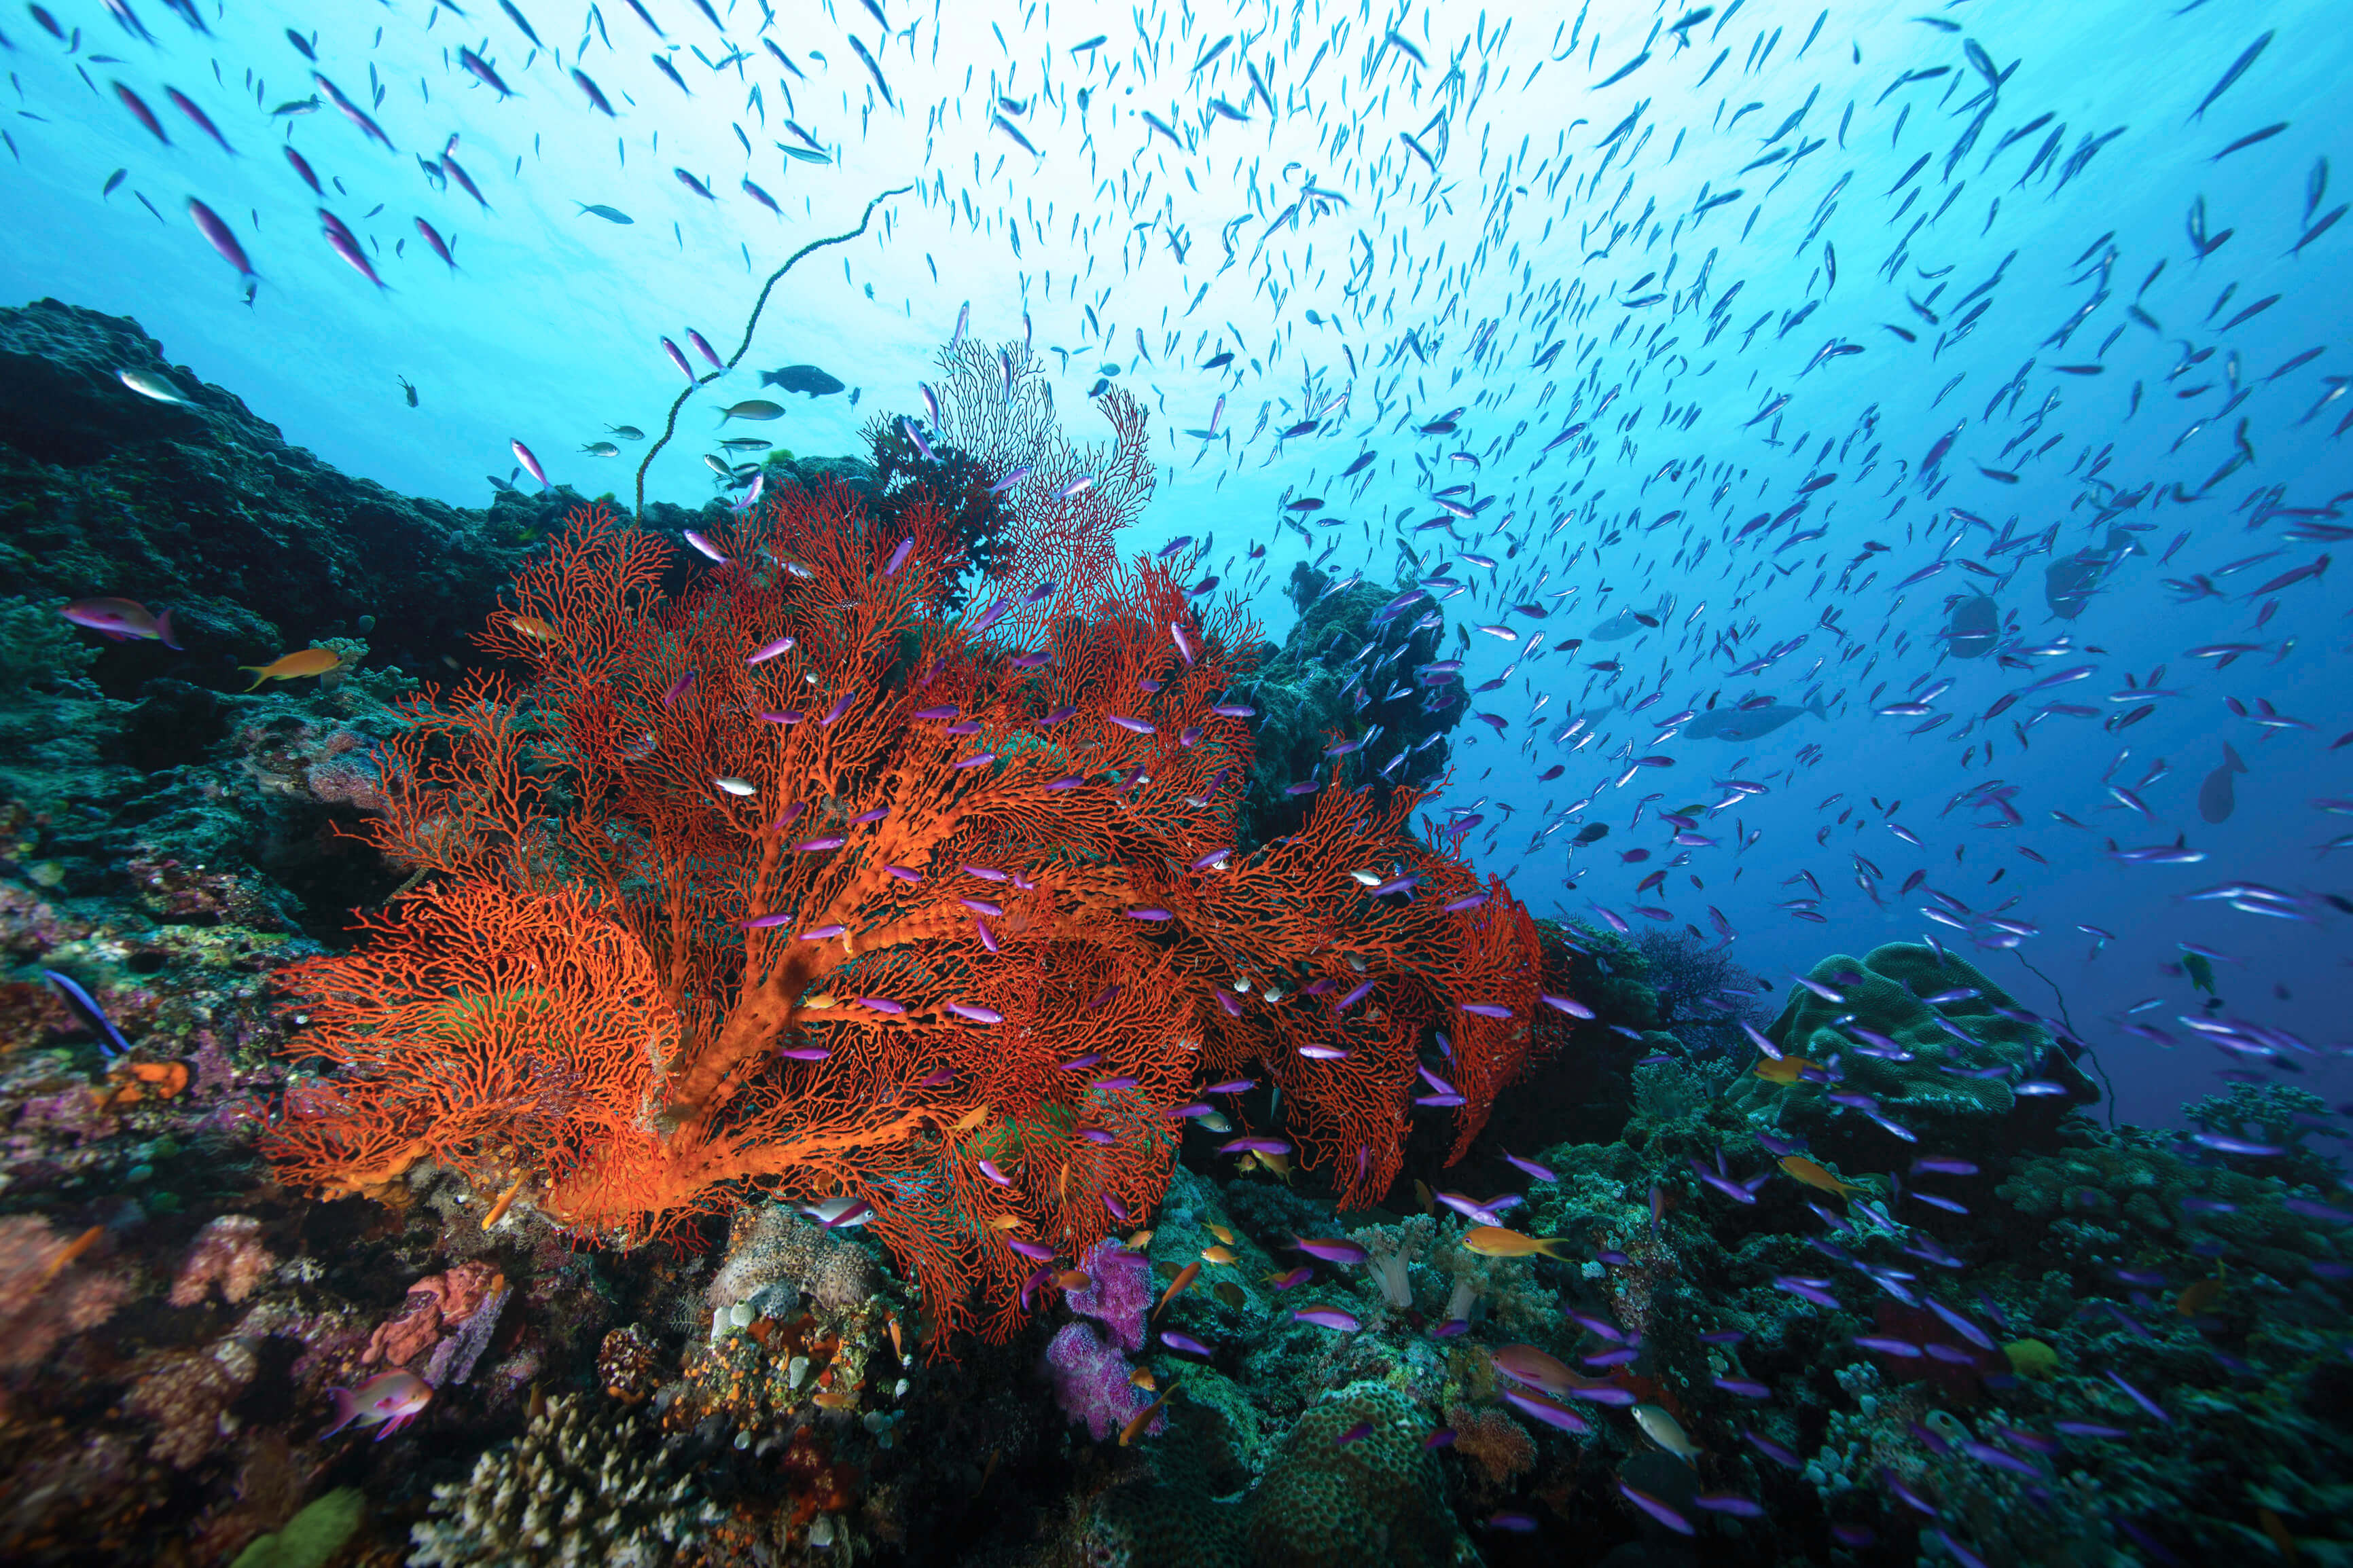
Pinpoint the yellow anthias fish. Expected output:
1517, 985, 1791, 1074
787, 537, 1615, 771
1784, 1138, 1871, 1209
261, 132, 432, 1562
1778, 1155, 1869, 1197
1752, 1055, 1824, 1084
2176, 1266, 2227, 1317
1200, 1245, 1238, 1264
239, 646, 341, 691
1460, 1225, 1576, 1260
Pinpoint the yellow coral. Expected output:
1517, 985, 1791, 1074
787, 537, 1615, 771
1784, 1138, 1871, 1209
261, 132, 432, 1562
2003, 1338, 2060, 1379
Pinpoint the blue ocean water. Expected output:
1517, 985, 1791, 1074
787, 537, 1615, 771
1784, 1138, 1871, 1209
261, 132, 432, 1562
3, 1, 2351, 1562
10, 0, 2338, 1131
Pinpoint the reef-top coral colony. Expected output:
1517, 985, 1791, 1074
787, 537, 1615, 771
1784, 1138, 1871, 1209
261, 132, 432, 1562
0, 0, 2348, 1565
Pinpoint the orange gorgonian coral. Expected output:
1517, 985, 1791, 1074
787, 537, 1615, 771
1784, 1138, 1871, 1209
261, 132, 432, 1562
265, 483, 1555, 1345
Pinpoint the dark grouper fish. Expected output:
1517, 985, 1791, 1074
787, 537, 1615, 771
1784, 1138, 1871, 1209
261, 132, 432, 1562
1945, 594, 2000, 658
759, 364, 846, 397
1681, 698, 1828, 742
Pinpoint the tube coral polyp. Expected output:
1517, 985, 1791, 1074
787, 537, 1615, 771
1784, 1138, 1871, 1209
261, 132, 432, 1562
266, 493, 1556, 1345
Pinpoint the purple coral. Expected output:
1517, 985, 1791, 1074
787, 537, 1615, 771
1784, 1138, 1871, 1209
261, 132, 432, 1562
1064, 1240, 1153, 1351
1043, 1321, 1161, 1442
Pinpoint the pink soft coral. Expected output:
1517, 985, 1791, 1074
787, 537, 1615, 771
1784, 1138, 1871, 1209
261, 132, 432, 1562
1041, 1322, 1160, 1442
1064, 1241, 1154, 1352
168, 1215, 275, 1307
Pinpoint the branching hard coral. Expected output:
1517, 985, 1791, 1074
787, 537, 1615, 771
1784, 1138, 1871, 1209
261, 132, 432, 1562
264, 494, 1555, 1347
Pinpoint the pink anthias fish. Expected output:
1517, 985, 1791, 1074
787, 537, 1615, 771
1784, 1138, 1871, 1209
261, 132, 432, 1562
60, 597, 182, 648
510, 439, 549, 490
320, 1369, 431, 1441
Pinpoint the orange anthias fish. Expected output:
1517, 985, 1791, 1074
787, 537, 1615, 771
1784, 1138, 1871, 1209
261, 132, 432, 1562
1779, 1156, 1868, 1197
321, 1370, 431, 1441
1461, 1226, 1575, 1260
1200, 1245, 1238, 1264
1119, 1383, 1174, 1446
1152, 1261, 1200, 1319
1752, 1055, 1825, 1084
238, 646, 341, 691
507, 613, 560, 641
480, 1174, 528, 1230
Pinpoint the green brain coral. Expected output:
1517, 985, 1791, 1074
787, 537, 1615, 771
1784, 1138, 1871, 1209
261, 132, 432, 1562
1729, 943, 2081, 1150
1243, 1383, 1474, 1568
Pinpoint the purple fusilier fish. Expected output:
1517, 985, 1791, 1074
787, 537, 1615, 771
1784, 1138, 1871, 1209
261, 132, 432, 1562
1619, 1482, 1693, 1536
1501, 1386, 1591, 1434
285, 145, 325, 195
458, 46, 516, 98
317, 208, 385, 288
1292, 1307, 1361, 1332
413, 217, 456, 272
312, 71, 395, 151
1505, 1147, 1562, 1184
510, 439, 548, 490
1161, 1330, 1213, 1356
1220, 1136, 1291, 1156
1695, 1494, 1767, 1518
440, 150, 491, 211
1434, 1190, 1510, 1226
163, 88, 234, 153
189, 197, 256, 276
2104, 1370, 2172, 1423
1291, 1236, 1368, 1265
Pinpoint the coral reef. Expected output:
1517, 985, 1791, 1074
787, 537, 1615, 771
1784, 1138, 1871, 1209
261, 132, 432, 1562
262, 498, 1550, 1345
408, 1393, 720, 1567
0, 1214, 128, 1378
0, 297, 649, 691
169, 1214, 276, 1307
1730, 941, 2098, 1162
126, 1335, 260, 1468
1230, 566, 1460, 854
1043, 1319, 1157, 1442
705, 1203, 887, 1317
1243, 1385, 1471, 1568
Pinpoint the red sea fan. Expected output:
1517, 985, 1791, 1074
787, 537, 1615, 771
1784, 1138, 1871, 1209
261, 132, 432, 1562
268, 492, 1560, 1347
